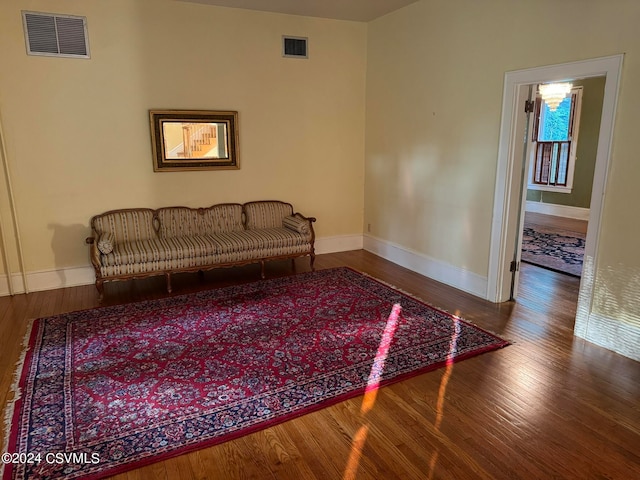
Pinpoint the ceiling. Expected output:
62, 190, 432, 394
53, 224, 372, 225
176, 0, 420, 22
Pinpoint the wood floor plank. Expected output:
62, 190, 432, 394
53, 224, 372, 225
1, 250, 639, 479
239, 428, 316, 480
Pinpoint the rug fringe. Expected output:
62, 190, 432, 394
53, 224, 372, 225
1, 318, 36, 480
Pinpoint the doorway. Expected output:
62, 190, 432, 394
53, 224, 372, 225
487, 54, 623, 340
519, 76, 605, 287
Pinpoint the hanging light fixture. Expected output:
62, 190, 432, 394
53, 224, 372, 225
539, 82, 573, 111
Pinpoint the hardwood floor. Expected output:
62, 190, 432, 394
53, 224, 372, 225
523, 211, 588, 234
1, 251, 639, 479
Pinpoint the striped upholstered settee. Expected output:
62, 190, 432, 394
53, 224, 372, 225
86, 200, 316, 297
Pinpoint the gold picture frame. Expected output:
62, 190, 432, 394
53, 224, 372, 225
149, 110, 239, 171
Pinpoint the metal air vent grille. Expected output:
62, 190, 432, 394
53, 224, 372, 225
22, 11, 89, 58
283, 36, 308, 59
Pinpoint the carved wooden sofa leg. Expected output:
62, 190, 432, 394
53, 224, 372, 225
165, 272, 172, 293
310, 253, 316, 271
96, 280, 104, 301
260, 260, 266, 279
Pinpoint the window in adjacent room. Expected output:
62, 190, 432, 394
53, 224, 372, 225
528, 84, 583, 193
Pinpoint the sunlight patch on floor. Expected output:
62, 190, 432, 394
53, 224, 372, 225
428, 315, 460, 479
343, 303, 402, 480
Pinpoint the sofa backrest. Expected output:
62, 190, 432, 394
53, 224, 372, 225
244, 201, 294, 230
91, 209, 157, 243
156, 203, 244, 238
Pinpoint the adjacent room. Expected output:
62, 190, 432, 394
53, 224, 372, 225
1, 1, 639, 479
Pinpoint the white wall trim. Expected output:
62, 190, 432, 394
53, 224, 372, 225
0, 265, 95, 296
525, 201, 590, 221
0, 234, 365, 296
363, 234, 487, 299
314, 234, 363, 254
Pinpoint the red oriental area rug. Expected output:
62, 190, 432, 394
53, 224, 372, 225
3, 267, 508, 479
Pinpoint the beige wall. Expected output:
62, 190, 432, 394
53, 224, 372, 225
0, 0, 367, 277
365, 0, 640, 354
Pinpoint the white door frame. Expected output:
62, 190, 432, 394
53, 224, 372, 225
487, 55, 624, 325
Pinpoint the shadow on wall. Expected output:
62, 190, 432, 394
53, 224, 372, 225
48, 223, 93, 286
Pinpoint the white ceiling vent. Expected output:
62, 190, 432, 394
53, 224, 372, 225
22, 11, 90, 58
282, 36, 308, 59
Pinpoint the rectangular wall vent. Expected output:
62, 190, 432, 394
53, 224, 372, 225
283, 36, 308, 59
22, 11, 90, 58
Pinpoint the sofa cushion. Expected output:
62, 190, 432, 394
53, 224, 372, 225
101, 235, 219, 267
100, 254, 223, 277
244, 201, 294, 230
209, 228, 310, 254
157, 204, 244, 238
92, 209, 157, 243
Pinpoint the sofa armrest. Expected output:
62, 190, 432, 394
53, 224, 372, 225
86, 235, 101, 269
283, 215, 312, 235
85, 231, 114, 269
293, 212, 316, 223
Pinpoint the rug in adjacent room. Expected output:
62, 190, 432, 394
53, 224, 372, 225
3, 267, 508, 480
521, 223, 585, 277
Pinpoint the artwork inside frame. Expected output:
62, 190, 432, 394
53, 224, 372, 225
149, 110, 239, 171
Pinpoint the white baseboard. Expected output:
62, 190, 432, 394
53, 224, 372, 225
525, 201, 590, 221
363, 234, 488, 299
0, 234, 365, 296
315, 234, 363, 255
0, 265, 96, 296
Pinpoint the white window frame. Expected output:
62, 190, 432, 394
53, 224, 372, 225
527, 86, 583, 194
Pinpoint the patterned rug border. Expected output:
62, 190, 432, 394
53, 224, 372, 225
355, 269, 513, 343
2, 267, 510, 480
521, 222, 585, 277
520, 260, 581, 277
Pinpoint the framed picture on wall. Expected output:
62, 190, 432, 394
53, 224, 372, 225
149, 110, 239, 171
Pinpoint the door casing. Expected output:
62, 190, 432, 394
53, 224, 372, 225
487, 54, 624, 332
